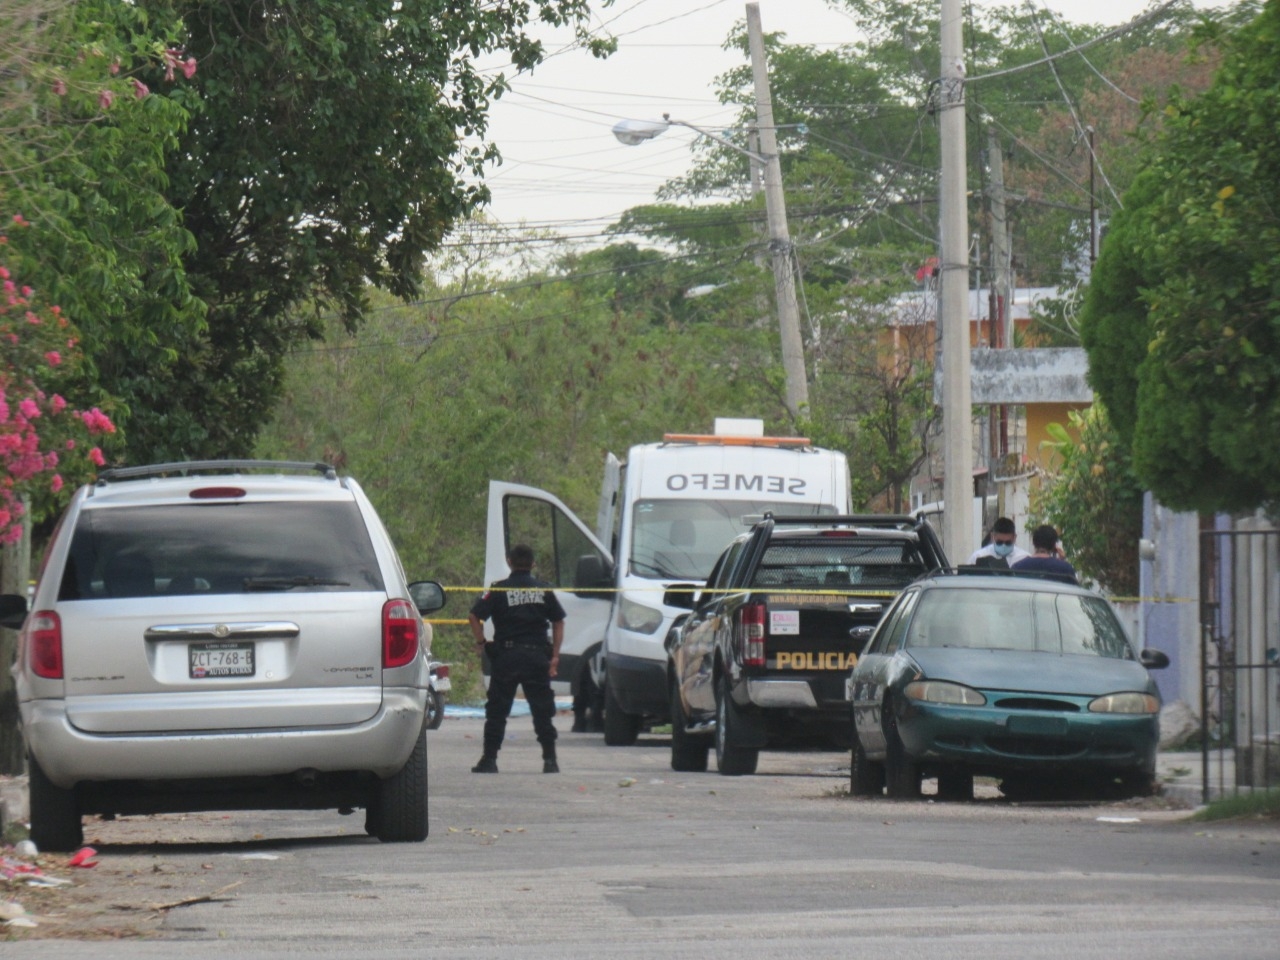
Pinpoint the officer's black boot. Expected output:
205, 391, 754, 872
542, 746, 559, 774
472, 754, 499, 774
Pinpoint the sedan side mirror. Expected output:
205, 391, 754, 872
0, 594, 27, 631
408, 580, 447, 615
1139, 648, 1170, 670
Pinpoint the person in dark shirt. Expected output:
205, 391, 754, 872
468, 544, 566, 774
1011, 524, 1078, 585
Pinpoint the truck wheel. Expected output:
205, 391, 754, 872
850, 738, 884, 797
425, 688, 445, 730
603, 680, 641, 746
883, 699, 921, 799
715, 678, 759, 776
372, 724, 429, 842
669, 675, 710, 772
28, 756, 83, 852
935, 766, 974, 802
572, 667, 605, 733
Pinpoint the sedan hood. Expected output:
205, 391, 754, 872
906, 647, 1156, 696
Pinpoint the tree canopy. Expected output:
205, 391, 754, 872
1079, 0, 1280, 513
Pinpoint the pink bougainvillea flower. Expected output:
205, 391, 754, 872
51, 394, 66, 412
11, 214, 29, 227
110, 60, 120, 75
50, 304, 60, 315
45, 351, 62, 367
50, 474, 64, 493
52, 78, 67, 96
65, 439, 77, 450
80, 408, 116, 434
0, 266, 8, 279
88, 447, 105, 467
19, 398, 40, 420
132, 78, 149, 99
98, 89, 114, 109
182, 57, 198, 79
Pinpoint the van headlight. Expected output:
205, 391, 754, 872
617, 597, 664, 634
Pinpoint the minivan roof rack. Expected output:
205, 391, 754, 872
98, 460, 337, 483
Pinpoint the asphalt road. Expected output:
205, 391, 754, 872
9, 715, 1280, 958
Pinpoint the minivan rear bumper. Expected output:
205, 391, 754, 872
21, 686, 428, 788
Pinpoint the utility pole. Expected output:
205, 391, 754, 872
987, 127, 1011, 461
746, 2, 809, 422
939, 0, 973, 559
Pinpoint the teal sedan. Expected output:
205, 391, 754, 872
847, 572, 1170, 801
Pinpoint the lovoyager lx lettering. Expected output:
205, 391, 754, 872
774, 651, 858, 671
665, 473, 808, 495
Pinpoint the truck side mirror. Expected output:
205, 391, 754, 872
408, 580, 447, 615
573, 554, 613, 600
0, 594, 28, 631
663, 585, 699, 610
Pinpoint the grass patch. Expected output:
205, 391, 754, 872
1190, 788, 1280, 823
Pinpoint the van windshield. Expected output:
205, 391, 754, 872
629, 499, 835, 580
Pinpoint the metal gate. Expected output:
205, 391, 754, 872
1199, 526, 1280, 803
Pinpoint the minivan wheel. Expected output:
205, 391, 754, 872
28, 756, 83, 852
603, 681, 641, 746
373, 724, 429, 842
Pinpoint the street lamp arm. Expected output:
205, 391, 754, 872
662, 116, 770, 165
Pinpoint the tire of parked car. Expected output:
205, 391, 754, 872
28, 756, 83, 852
603, 680, 641, 746
850, 737, 884, 797
883, 697, 921, 799
669, 675, 710, 772
370, 723, 429, 843
714, 676, 759, 776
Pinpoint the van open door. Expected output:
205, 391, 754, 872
484, 482, 615, 698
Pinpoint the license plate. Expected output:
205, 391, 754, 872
189, 641, 255, 679
1006, 714, 1068, 737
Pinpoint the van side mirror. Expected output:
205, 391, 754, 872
1139, 648, 1170, 670
572, 554, 613, 600
0, 594, 28, 631
408, 580, 447, 615
663, 585, 700, 610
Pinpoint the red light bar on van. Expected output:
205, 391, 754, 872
189, 487, 247, 500
662, 433, 811, 447
820, 530, 858, 537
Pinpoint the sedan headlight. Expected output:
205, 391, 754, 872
617, 597, 664, 634
1089, 692, 1160, 714
904, 680, 986, 706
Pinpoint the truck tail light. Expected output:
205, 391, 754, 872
383, 599, 422, 669
433, 663, 449, 679
26, 611, 64, 679
740, 602, 766, 667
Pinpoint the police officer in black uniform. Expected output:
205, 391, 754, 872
468, 543, 566, 774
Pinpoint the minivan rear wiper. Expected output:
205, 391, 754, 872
243, 576, 350, 591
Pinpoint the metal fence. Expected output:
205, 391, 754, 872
1199, 526, 1280, 803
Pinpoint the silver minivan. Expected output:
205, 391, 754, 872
0, 460, 446, 849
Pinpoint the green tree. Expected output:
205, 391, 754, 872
1079, 0, 1280, 513
1032, 404, 1143, 595
123, 0, 612, 463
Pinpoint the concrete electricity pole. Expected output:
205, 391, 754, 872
939, 0, 974, 559
746, 2, 809, 422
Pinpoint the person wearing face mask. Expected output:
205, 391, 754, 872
965, 516, 1030, 568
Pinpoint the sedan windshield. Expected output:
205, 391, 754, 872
906, 588, 1132, 659
629, 499, 835, 580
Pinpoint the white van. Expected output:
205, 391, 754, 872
484, 419, 851, 744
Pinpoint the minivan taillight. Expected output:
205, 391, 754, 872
27, 611, 63, 679
739, 602, 766, 667
383, 599, 422, 669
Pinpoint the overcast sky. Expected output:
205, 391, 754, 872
471, 0, 1208, 235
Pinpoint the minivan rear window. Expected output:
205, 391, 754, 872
59, 501, 385, 599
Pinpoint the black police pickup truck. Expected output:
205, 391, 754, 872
665, 514, 947, 775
